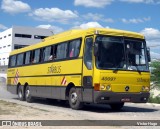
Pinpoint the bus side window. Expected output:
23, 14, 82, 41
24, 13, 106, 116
52, 45, 57, 60
25, 51, 31, 65
32, 49, 40, 63
84, 37, 93, 70
16, 53, 24, 66
43, 46, 52, 62
56, 43, 68, 59
69, 39, 81, 58
9, 55, 17, 67
31, 51, 35, 63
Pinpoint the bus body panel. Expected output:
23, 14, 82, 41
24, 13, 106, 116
7, 58, 83, 100
99, 71, 150, 92
92, 70, 150, 103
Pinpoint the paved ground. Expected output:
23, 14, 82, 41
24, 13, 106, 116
0, 82, 160, 129
0, 82, 17, 99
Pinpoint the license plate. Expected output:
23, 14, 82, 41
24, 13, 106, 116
121, 98, 131, 102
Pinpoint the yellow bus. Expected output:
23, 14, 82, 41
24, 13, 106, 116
7, 28, 151, 110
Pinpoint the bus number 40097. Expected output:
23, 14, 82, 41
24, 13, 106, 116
101, 77, 116, 81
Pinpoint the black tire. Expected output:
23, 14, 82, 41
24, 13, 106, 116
25, 86, 33, 103
69, 87, 83, 110
18, 86, 25, 101
110, 103, 124, 111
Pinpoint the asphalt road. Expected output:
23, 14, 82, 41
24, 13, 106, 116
0, 82, 160, 128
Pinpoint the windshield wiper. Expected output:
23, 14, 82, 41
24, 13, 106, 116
113, 64, 121, 73
134, 65, 141, 74
113, 64, 141, 74
128, 65, 141, 74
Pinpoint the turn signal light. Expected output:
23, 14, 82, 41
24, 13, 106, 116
94, 83, 100, 91
141, 86, 150, 91
145, 86, 149, 91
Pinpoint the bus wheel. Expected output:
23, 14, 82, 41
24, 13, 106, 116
25, 86, 33, 103
69, 87, 83, 110
110, 102, 124, 111
18, 86, 25, 101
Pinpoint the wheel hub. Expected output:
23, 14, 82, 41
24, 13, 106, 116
26, 89, 30, 98
71, 92, 77, 104
18, 90, 22, 98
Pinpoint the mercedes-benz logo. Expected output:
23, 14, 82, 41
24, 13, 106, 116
125, 86, 130, 92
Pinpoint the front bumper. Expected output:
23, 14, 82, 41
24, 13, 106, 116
94, 91, 150, 104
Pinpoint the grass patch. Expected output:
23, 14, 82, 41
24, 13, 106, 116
148, 96, 160, 104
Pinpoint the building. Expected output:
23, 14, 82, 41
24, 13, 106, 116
0, 26, 53, 79
0, 26, 53, 66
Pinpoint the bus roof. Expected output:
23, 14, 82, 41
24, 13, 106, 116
10, 28, 145, 55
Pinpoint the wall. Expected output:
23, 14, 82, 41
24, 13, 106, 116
12, 26, 53, 47
0, 26, 53, 66
0, 28, 12, 66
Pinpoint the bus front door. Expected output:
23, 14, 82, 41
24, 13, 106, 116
82, 37, 94, 103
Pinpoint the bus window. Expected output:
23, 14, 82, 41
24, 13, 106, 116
69, 39, 81, 58
56, 43, 68, 59
25, 51, 31, 65
84, 38, 93, 70
52, 45, 57, 60
43, 46, 52, 61
32, 49, 40, 63
9, 55, 17, 67
17, 53, 24, 66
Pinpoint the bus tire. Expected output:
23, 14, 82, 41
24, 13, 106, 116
69, 87, 83, 110
18, 86, 25, 101
110, 102, 124, 110
25, 86, 33, 103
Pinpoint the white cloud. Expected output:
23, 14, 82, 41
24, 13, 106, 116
140, 28, 160, 60
150, 51, 160, 60
140, 28, 160, 48
29, 8, 78, 23
105, 26, 110, 28
104, 18, 114, 23
121, 17, 150, 24
82, 13, 114, 23
73, 22, 103, 29
120, 0, 160, 4
74, 0, 114, 8
140, 28, 160, 41
37, 24, 64, 34
83, 13, 103, 21
1, 0, 31, 14
0, 24, 8, 30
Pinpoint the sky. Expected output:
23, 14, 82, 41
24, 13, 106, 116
0, 0, 160, 60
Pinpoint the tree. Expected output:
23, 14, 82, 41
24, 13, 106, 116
150, 61, 160, 88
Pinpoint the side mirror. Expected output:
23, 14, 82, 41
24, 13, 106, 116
94, 42, 98, 56
147, 47, 151, 62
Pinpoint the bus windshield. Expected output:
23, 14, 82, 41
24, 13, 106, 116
95, 36, 149, 72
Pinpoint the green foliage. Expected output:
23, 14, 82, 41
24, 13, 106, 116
148, 96, 160, 104
150, 61, 160, 86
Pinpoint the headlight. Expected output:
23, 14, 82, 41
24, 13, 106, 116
145, 86, 149, 91
142, 86, 149, 91
142, 86, 145, 91
100, 85, 105, 90
106, 85, 111, 91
